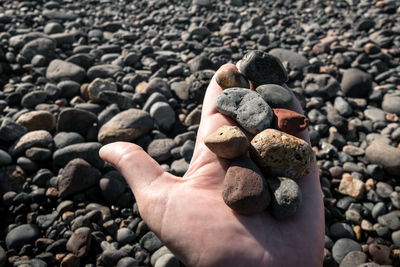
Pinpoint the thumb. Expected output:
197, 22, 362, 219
99, 142, 165, 191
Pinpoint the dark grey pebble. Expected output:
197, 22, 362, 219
341, 68, 372, 98
6, 224, 40, 251
53, 142, 104, 169
255, 84, 293, 108
139, 232, 163, 253
267, 177, 302, 219
54, 132, 85, 149
116, 228, 136, 246
239, 50, 288, 85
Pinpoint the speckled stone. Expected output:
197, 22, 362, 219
267, 177, 302, 219
215, 87, 273, 134
216, 68, 249, 89
250, 129, 314, 179
239, 50, 288, 85
204, 125, 249, 159
272, 108, 309, 135
223, 157, 270, 215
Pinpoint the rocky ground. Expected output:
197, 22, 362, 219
0, 0, 399, 266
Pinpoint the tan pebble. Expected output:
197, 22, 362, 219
364, 43, 380, 54
365, 178, 374, 190
80, 83, 89, 100
16, 110, 56, 132
361, 219, 373, 231
205, 125, 249, 159
361, 244, 369, 253
55, 99, 68, 106
353, 225, 362, 241
338, 173, 366, 199
135, 81, 148, 93
56, 253, 67, 262
46, 187, 59, 198
386, 113, 399, 122
216, 68, 249, 90
250, 129, 314, 179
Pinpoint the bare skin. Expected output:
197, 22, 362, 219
99, 64, 325, 267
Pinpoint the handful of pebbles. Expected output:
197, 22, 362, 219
205, 50, 314, 218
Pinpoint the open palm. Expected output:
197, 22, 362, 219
99, 64, 324, 267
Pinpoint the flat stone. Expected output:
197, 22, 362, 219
16, 110, 56, 132
53, 142, 104, 169
10, 130, 53, 156
98, 109, 153, 144
204, 125, 249, 159
54, 132, 85, 149
215, 87, 273, 134
272, 108, 309, 135
338, 174, 366, 199
6, 224, 40, 251
215, 68, 249, 89
250, 129, 314, 179
365, 141, 400, 176
239, 50, 288, 85
21, 91, 48, 108
255, 84, 293, 108
267, 177, 302, 219
46, 59, 86, 83
223, 157, 270, 215
332, 238, 362, 264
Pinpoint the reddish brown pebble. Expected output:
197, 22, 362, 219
368, 243, 393, 265
204, 125, 249, 159
216, 68, 250, 90
272, 108, 309, 135
223, 157, 270, 215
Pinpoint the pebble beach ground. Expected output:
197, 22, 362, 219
0, 0, 400, 266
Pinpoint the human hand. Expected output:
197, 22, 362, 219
99, 64, 325, 267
